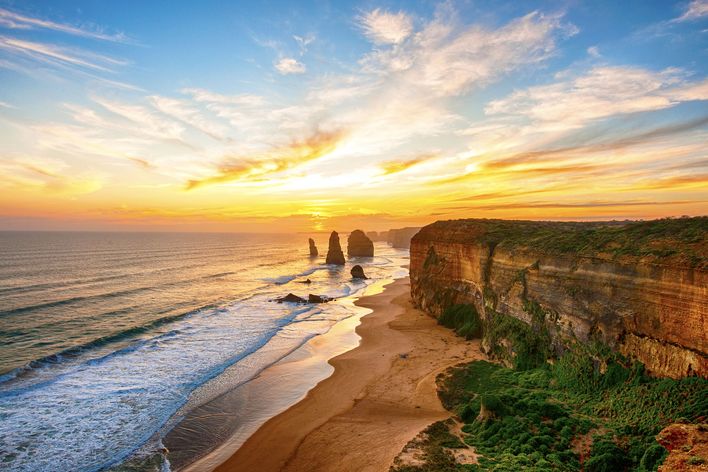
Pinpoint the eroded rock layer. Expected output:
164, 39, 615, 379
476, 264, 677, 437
325, 231, 345, 265
347, 230, 374, 257
387, 227, 421, 249
410, 218, 708, 379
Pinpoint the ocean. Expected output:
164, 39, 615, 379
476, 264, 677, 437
0, 231, 409, 472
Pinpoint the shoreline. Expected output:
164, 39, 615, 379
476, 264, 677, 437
166, 276, 397, 471
212, 277, 485, 472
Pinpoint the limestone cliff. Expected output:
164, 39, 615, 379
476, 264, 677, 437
347, 230, 374, 257
387, 227, 421, 249
325, 231, 345, 265
410, 218, 708, 379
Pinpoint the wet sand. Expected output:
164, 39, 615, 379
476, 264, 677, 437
215, 277, 485, 472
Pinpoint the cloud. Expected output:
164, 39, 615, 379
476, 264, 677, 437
485, 66, 708, 130
92, 96, 188, 145
31, 120, 152, 168
587, 46, 601, 58
0, 156, 102, 195
186, 129, 345, 190
0, 7, 129, 42
275, 57, 306, 75
293, 34, 315, 54
361, 11, 572, 97
148, 95, 228, 141
444, 200, 699, 211
357, 8, 413, 45
380, 156, 430, 175
634, 173, 708, 190
674, 0, 708, 22
0, 36, 126, 72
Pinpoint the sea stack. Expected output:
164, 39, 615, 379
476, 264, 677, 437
308, 238, 318, 257
351, 265, 367, 279
347, 229, 374, 257
325, 231, 345, 265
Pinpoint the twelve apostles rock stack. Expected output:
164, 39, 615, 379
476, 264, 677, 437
347, 229, 374, 257
308, 238, 318, 257
325, 231, 345, 265
410, 217, 708, 379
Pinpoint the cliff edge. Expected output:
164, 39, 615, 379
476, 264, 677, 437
410, 217, 708, 378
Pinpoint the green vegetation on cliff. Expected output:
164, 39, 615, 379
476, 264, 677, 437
393, 359, 707, 472
439, 304, 482, 340
416, 216, 708, 269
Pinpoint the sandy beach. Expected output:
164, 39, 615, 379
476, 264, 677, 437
215, 277, 484, 472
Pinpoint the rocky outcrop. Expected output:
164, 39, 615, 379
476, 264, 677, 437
387, 227, 421, 249
368, 231, 388, 242
351, 265, 367, 279
325, 231, 345, 265
275, 293, 307, 304
410, 218, 708, 379
657, 423, 708, 471
308, 238, 318, 257
347, 230, 374, 257
308, 294, 331, 304
274, 293, 331, 304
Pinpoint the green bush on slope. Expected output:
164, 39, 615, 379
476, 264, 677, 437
438, 304, 482, 340
394, 358, 707, 472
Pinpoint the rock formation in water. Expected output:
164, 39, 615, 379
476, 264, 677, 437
387, 227, 421, 249
367, 231, 388, 242
347, 230, 374, 257
410, 217, 708, 379
351, 265, 367, 279
275, 293, 307, 304
325, 231, 345, 265
308, 294, 330, 303
308, 238, 318, 257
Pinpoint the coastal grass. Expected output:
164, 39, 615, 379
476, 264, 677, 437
394, 358, 707, 472
438, 304, 482, 340
422, 216, 708, 269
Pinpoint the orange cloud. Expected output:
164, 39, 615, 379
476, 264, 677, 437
186, 129, 345, 190
379, 155, 429, 175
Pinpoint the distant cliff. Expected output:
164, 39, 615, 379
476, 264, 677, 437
410, 218, 708, 379
387, 227, 421, 249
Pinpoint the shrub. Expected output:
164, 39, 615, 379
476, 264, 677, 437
638, 443, 667, 471
438, 303, 482, 339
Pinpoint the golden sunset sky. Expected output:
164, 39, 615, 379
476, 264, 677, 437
1, 1, 706, 231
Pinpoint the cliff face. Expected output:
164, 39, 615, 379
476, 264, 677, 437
410, 218, 708, 379
347, 230, 374, 257
387, 227, 421, 249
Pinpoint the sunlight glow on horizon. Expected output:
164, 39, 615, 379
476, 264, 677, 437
0, 1, 707, 232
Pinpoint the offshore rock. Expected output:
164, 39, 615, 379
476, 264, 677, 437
347, 230, 374, 257
308, 238, 318, 257
410, 217, 708, 379
275, 293, 307, 304
351, 265, 367, 279
308, 294, 330, 303
325, 231, 345, 265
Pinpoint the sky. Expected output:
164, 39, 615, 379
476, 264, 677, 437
0, 0, 706, 232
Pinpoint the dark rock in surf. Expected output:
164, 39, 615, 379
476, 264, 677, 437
351, 265, 367, 279
275, 293, 307, 304
308, 238, 318, 257
325, 231, 345, 265
347, 230, 374, 257
308, 294, 330, 303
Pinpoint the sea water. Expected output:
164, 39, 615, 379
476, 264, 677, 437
0, 232, 408, 471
